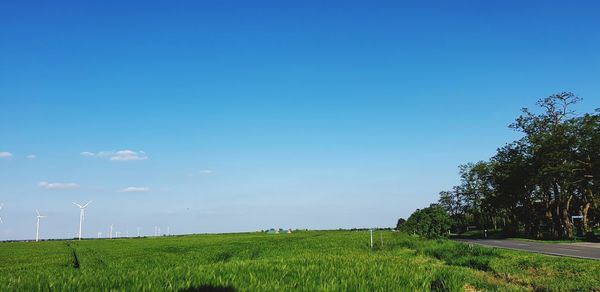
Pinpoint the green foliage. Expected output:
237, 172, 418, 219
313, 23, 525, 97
1, 231, 599, 291
395, 218, 406, 230
402, 204, 451, 239
437, 93, 600, 239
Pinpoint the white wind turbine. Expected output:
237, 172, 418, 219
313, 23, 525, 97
35, 209, 46, 242
72, 201, 92, 240
0, 203, 4, 224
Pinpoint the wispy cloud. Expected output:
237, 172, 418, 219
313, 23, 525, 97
188, 169, 214, 177
80, 150, 148, 161
118, 186, 150, 193
0, 152, 13, 159
80, 151, 95, 157
26, 154, 36, 159
39, 181, 80, 190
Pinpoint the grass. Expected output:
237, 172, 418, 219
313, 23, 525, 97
0, 230, 599, 291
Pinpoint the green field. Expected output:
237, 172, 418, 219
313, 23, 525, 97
1, 230, 599, 291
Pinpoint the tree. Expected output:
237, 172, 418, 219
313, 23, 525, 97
438, 188, 465, 233
396, 218, 406, 230
401, 204, 451, 239
511, 92, 582, 238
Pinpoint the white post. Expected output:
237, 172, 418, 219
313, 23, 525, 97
370, 229, 373, 249
109, 225, 113, 239
380, 231, 383, 247
78, 209, 84, 240
36, 217, 40, 242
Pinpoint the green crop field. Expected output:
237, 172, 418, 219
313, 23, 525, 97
1, 230, 599, 291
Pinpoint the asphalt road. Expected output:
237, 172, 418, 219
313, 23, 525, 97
454, 238, 600, 260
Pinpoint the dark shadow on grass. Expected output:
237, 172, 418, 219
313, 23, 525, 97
180, 285, 235, 292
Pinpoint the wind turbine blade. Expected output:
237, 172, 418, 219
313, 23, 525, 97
82, 201, 92, 208
72, 202, 83, 208
0, 216, 3, 223
36, 209, 40, 216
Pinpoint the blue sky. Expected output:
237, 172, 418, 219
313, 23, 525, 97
1, 1, 599, 240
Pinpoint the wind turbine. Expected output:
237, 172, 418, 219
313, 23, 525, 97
35, 209, 46, 242
0, 203, 4, 224
72, 201, 91, 240
109, 224, 113, 239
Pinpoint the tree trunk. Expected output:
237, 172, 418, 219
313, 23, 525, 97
581, 203, 590, 232
561, 195, 574, 239
582, 188, 595, 235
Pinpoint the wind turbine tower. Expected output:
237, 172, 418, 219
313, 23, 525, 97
72, 201, 91, 240
0, 203, 4, 224
35, 209, 46, 242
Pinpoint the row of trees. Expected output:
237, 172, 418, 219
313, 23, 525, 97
437, 93, 599, 239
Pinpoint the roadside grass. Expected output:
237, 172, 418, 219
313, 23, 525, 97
391, 235, 600, 291
0, 231, 599, 291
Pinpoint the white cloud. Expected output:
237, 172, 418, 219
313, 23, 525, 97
118, 186, 150, 193
80, 150, 148, 161
39, 181, 80, 190
110, 150, 148, 161
188, 169, 214, 177
0, 152, 13, 159
26, 154, 36, 159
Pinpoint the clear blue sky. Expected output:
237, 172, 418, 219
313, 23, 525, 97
1, 1, 599, 240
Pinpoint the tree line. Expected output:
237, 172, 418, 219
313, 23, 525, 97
435, 93, 599, 239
